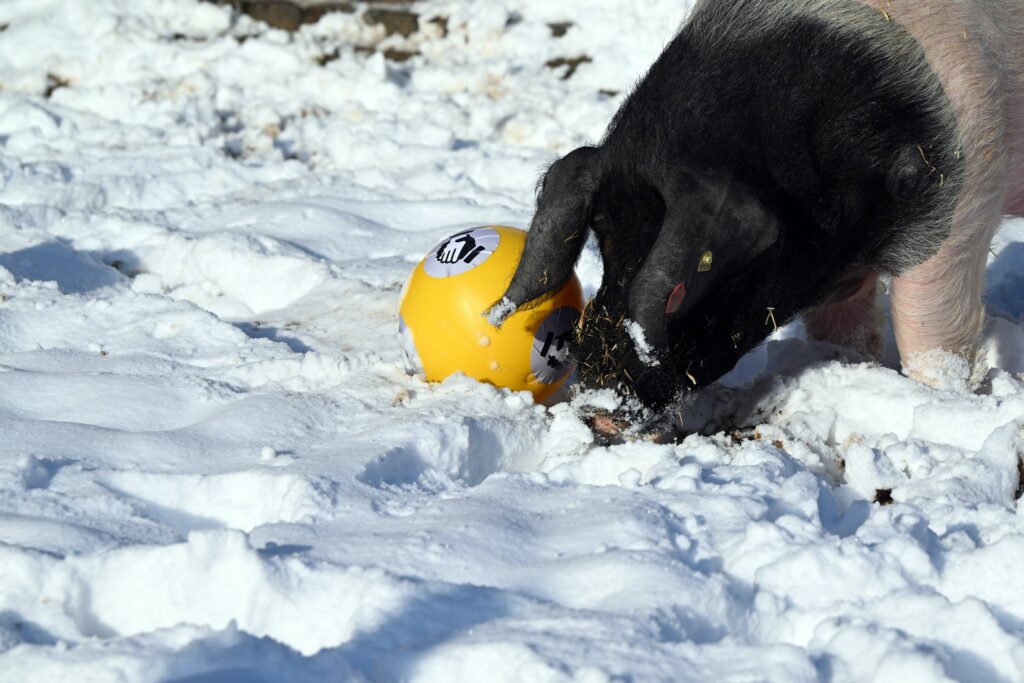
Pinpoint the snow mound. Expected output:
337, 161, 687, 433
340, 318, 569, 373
103, 470, 335, 533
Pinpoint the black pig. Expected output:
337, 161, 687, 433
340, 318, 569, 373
487, 0, 1024, 418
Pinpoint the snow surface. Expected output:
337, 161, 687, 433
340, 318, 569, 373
625, 319, 661, 368
0, 1, 1023, 681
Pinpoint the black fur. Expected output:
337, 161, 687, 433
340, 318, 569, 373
495, 0, 962, 410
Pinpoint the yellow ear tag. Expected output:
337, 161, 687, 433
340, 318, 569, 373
698, 251, 713, 273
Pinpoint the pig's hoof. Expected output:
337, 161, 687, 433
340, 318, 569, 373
902, 347, 989, 392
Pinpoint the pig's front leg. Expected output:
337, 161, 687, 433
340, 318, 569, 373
804, 273, 882, 358
890, 241, 989, 391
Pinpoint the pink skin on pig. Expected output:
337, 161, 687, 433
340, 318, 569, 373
805, 273, 882, 357
810, 0, 1024, 388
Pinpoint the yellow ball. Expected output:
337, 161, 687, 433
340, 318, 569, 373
399, 226, 584, 403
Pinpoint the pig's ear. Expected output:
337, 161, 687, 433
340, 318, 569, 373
486, 146, 600, 326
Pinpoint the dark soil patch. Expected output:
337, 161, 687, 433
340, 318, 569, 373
549, 22, 573, 37
545, 55, 593, 80
1016, 457, 1024, 500
213, 0, 356, 32
364, 7, 418, 37
44, 73, 70, 98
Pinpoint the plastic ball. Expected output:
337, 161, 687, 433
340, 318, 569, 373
399, 226, 584, 403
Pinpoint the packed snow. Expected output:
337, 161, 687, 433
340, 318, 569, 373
0, 1, 1022, 681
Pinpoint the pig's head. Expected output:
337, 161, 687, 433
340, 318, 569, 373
487, 145, 782, 410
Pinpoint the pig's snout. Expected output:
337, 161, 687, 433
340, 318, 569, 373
572, 303, 679, 408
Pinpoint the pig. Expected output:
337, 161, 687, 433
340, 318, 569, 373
487, 0, 1024, 419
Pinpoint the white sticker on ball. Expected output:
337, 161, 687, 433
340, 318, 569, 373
531, 307, 580, 385
424, 227, 500, 278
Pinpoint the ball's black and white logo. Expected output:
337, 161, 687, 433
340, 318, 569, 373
424, 228, 500, 278
531, 307, 580, 384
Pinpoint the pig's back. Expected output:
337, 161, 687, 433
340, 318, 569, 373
854, 0, 1024, 216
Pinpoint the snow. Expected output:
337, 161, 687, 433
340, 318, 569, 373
485, 296, 516, 327
0, 1, 1023, 681
626, 318, 661, 367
